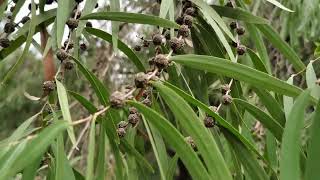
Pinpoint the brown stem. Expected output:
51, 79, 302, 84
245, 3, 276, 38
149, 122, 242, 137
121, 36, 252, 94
40, 28, 56, 81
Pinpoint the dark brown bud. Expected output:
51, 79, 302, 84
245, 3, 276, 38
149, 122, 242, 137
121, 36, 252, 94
66, 18, 79, 29
110, 91, 126, 108
56, 49, 69, 61
129, 107, 138, 114
128, 113, 140, 126
154, 54, 169, 69
4, 22, 15, 34
117, 121, 129, 129
183, 15, 193, 28
21, 16, 30, 24
236, 27, 245, 35
80, 43, 87, 51
185, 136, 197, 151
229, 21, 237, 30
221, 84, 230, 94
42, 81, 55, 92
0, 38, 10, 48
63, 60, 74, 70
222, 94, 232, 105
236, 45, 246, 55
142, 98, 152, 107
134, 45, 141, 51
117, 128, 126, 137
134, 72, 148, 88
175, 16, 184, 25
152, 34, 164, 46
178, 25, 190, 38
204, 116, 216, 128
86, 21, 93, 28
170, 37, 185, 53
184, 7, 197, 16
143, 40, 150, 47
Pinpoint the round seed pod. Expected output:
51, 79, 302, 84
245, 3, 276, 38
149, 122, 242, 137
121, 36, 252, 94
80, 43, 87, 51
46, 0, 54, 4
152, 34, 164, 46
66, 18, 79, 29
0, 38, 10, 48
86, 21, 92, 27
154, 54, 169, 69
142, 98, 152, 107
143, 40, 150, 47
236, 45, 246, 55
110, 91, 126, 108
128, 113, 140, 126
56, 49, 69, 61
185, 136, 197, 151
129, 107, 138, 114
117, 128, 126, 138
134, 45, 141, 51
204, 116, 215, 128
21, 16, 30, 24
118, 121, 129, 129
4, 22, 15, 34
42, 81, 55, 92
169, 37, 184, 53
222, 94, 232, 105
236, 27, 245, 35
178, 25, 190, 38
134, 72, 148, 88
184, 7, 197, 16
64, 60, 74, 70
183, 15, 193, 28
229, 21, 237, 30
221, 84, 230, 94
175, 16, 184, 25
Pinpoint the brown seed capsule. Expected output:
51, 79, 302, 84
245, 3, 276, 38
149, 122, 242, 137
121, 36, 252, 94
143, 40, 150, 47
0, 38, 10, 48
185, 136, 197, 151
117, 128, 126, 138
42, 81, 55, 92
86, 21, 92, 28
152, 34, 164, 46
148, 57, 155, 66
237, 45, 246, 55
183, 15, 193, 28
134, 72, 148, 88
204, 116, 215, 128
64, 60, 74, 70
56, 49, 69, 61
184, 7, 196, 16
66, 18, 79, 29
222, 94, 232, 105
118, 121, 129, 129
178, 25, 190, 38
134, 45, 141, 51
21, 16, 30, 24
229, 21, 237, 30
129, 107, 138, 114
236, 27, 245, 35
128, 113, 140, 126
142, 98, 152, 107
80, 43, 87, 51
63, 40, 74, 50
175, 16, 184, 25
170, 37, 185, 53
4, 22, 15, 33
110, 91, 126, 108
221, 84, 230, 94
154, 54, 169, 69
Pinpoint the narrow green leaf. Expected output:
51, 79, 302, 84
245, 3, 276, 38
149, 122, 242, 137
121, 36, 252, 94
127, 101, 211, 180
283, 76, 294, 118
166, 154, 179, 180
56, 80, 76, 145
96, 126, 106, 180
247, 48, 268, 73
76, 0, 98, 37
153, 81, 232, 180
84, 28, 145, 72
171, 54, 302, 97
86, 119, 96, 180
110, 0, 120, 52
306, 62, 320, 99
57, 0, 75, 47
80, 12, 179, 28
266, 0, 294, 12
280, 90, 311, 180
21, 157, 42, 180
68, 91, 97, 113
11, 0, 25, 19
0, 0, 7, 20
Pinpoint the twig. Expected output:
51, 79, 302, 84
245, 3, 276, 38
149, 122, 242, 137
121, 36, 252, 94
67, 120, 91, 159
71, 106, 110, 126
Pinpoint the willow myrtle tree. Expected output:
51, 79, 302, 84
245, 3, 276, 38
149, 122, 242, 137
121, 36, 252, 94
0, 0, 320, 179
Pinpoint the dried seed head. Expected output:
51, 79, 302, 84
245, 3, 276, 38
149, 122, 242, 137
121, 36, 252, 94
134, 72, 148, 88
154, 54, 169, 69
21, 16, 30, 24
117, 128, 126, 138
66, 18, 79, 29
110, 91, 126, 108
64, 60, 74, 70
236, 27, 245, 35
4, 22, 15, 34
164, 31, 171, 40
0, 38, 10, 48
128, 113, 140, 126
184, 7, 197, 16
204, 116, 215, 128
178, 25, 190, 38
56, 49, 69, 61
86, 21, 93, 27
170, 37, 185, 53
80, 43, 87, 51
148, 57, 155, 66
143, 40, 150, 47
185, 136, 197, 151
142, 98, 152, 107
63, 40, 74, 50
222, 94, 232, 105
46, 0, 54, 5
129, 107, 138, 114
117, 121, 129, 129
152, 34, 164, 46
236, 45, 246, 55
229, 21, 237, 30
42, 81, 55, 92
221, 84, 230, 94
183, 15, 193, 28
134, 45, 141, 51
175, 16, 184, 25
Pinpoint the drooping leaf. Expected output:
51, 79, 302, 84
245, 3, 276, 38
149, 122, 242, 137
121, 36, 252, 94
266, 0, 294, 12
56, 0, 75, 48
110, 0, 120, 52
306, 62, 320, 99
86, 118, 96, 180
